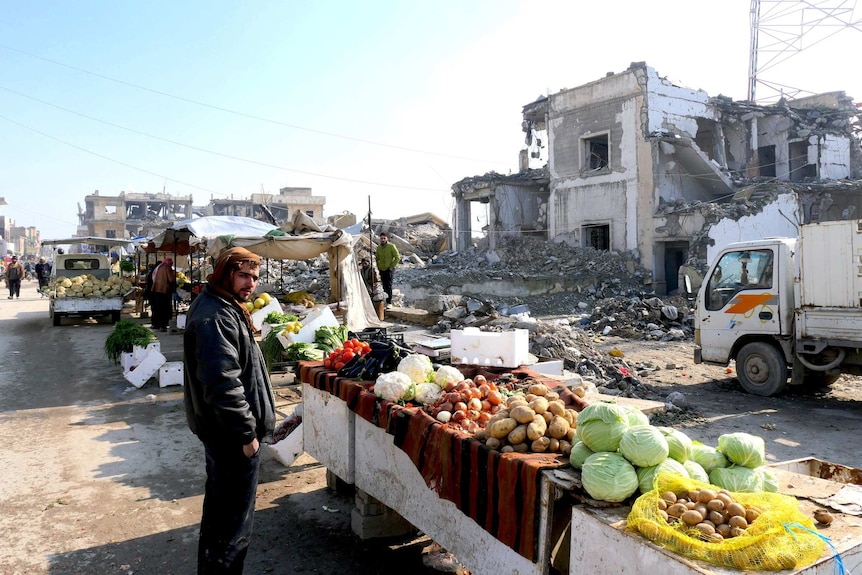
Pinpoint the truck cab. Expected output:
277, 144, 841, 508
694, 238, 796, 395
52, 253, 112, 282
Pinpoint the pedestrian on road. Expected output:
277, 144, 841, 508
6, 256, 25, 299
183, 247, 276, 574
150, 258, 176, 331
35, 257, 51, 296
375, 232, 400, 306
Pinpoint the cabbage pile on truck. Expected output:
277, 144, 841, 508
49, 274, 132, 298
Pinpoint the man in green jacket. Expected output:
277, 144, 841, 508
375, 232, 400, 306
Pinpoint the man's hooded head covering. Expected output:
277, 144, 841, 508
206, 247, 261, 331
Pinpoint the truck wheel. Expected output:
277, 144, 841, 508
736, 342, 788, 396
111, 311, 121, 324
53, 313, 62, 327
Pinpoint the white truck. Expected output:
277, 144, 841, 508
42, 237, 134, 326
693, 219, 862, 396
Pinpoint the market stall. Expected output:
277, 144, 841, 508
296, 359, 862, 575
207, 211, 383, 333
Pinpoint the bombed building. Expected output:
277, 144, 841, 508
452, 62, 862, 295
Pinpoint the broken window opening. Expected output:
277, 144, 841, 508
583, 224, 610, 250
105, 230, 117, 239
583, 134, 610, 172
758, 145, 776, 178
789, 141, 816, 182
105, 206, 117, 215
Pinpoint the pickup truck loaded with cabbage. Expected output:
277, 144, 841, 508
42, 238, 134, 326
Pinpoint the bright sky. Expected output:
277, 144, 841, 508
1, 0, 860, 240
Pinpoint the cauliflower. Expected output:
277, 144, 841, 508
396, 354, 435, 384
434, 365, 464, 388
413, 382, 444, 405
374, 371, 415, 402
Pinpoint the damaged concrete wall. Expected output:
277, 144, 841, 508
705, 193, 800, 265
490, 184, 547, 236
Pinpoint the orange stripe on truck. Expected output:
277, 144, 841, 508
725, 293, 774, 314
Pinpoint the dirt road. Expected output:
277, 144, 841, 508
1, 281, 861, 574
0, 282, 440, 575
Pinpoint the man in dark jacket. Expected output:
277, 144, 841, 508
183, 247, 276, 574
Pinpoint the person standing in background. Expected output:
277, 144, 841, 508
150, 258, 176, 331
374, 232, 400, 306
6, 256, 25, 299
183, 247, 275, 574
35, 257, 52, 296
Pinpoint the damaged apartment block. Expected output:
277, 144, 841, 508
453, 61, 862, 296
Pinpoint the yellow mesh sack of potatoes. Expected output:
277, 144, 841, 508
627, 472, 825, 570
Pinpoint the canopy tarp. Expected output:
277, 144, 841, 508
207, 211, 384, 331
42, 236, 137, 255
145, 216, 279, 255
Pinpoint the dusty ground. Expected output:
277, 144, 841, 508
1, 281, 861, 575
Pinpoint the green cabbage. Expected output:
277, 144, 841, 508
757, 466, 779, 493
576, 403, 630, 453
683, 460, 709, 483
568, 441, 594, 470
581, 452, 639, 502
619, 425, 669, 467
717, 433, 766, 468
708, 465, 764, 493
637, 458, 689, 494
622, 405, 650, 427
657, 427, 692, 463
690, 442, 729, 473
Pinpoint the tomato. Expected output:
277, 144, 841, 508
360, 342, 371, 355
323, 358, 332, 370
341, 350, 355, 362
334, 361, 345, 370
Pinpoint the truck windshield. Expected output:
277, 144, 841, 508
705, 249, 774, 310
64, 258, 101, 270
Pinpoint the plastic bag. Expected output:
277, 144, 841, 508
627, 472, 825, 570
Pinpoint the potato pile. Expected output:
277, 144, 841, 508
660, 487, 761, 542
475, 383, 578, 455
51, 274, 133, 298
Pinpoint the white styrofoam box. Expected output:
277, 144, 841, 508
250, 299, 284, 332
158, 361, 184, 388
120, 352, 140, 373
291, 306, 339, 344
267, 423, 304, 467
450, 327, 529, 368
124, 350, 166, 388
133, 342, 161, 361
175, 314, 187, 330
260, 321, 281, 339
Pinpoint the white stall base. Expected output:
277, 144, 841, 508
353, 416, 552, 575
301, 383, 355, 483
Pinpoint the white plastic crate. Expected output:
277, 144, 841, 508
120, 352, 139, 373
133, 342, 161, 362
158, 361, 184, 388
267, 423, 304, 467
124, 350, 166, 388
450, 327, 529, 368
250, 299, 284, 331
